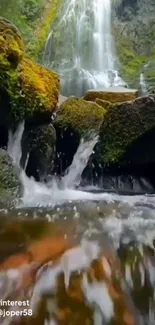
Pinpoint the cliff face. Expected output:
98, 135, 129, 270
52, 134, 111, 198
112, 0, 155, 88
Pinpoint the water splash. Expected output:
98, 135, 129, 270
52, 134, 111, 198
7, 121, 25, 167
6, 123, 100, 207
19, 134, 102, 207
43, 0, 126, 96
140, 73, 148, 95
6, 122, 155, 211
62, 134, 98, 188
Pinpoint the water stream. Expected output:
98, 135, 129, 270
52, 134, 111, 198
43, 0, 126, 96
1, 122, 155, 324
140, 73, 148, 95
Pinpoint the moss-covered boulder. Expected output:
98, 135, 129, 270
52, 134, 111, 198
15, 58, 59, 120
21, 124, 56, 181
0, 149, 21, 206
0, 17, 24, 70
54, 97, 106, 174
0, 17, 60, 126
83, 88, 138, 103
99, 95, 155, 163
56, 97, 106, 135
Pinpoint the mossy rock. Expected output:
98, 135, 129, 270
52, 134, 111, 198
0, 17, 24, 70
95, 99, 111, 110
15, 58, 60, 119
0, 149, 21, 206
0, 17, 60, 125
99, 95, 155, 163
22, 123, 56, 181
5, 58, 60, 124
83, 88, 138, 103
56, 97, 106, 136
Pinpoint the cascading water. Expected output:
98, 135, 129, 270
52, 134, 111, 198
62, 135, 98, 188
140, 73, 148, 95
43, 0, 126, 96
6, 122, 155, 209
7, 121, 25, 167
7, 122, 107, 207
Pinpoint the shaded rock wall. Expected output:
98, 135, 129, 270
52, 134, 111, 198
112, 0, 155, 88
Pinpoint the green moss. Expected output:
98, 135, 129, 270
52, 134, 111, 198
0, 18, 24, 69
6, 58, 60, 123
18, 58, 59, 114
114, 26, 155, 87
56, 97, 106, 136
99, 96, 155, 163
0, 149, 21, 205
0, 18, 60, 125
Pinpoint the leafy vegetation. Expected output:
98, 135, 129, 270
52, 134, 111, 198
0, 0, 45, 43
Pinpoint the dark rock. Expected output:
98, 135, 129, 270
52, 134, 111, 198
21, 124, 56, 181
99, 95, 155, 163
54, 97, 105, 174
112, 0, 155, 87
0, 149, 21, 206
81, 95, 155, 191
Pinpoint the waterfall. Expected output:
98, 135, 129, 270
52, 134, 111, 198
140, 73, 148, 95
20, 133, 100, 207
43, 0, 126, 97
62, 134, 98, 188
7, 121, 25, 167
6, 122, 100, 207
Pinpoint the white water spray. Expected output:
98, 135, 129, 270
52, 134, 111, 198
43, 0, 126, 96
63, 135, 98, 188
6, 121, 102, 207
7, 121, 25, 167
7, 122, 155, 210
19, 133, 102, 207
140, 73, 148, 95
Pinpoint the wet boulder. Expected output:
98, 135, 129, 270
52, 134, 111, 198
54, 97, 106, 173
0, 149, 21, 206
21, 123, 56, 181
99, 95, 155, 163
56, 97, 106, 135
83, 87, 138, 103
16, 58, 60, 122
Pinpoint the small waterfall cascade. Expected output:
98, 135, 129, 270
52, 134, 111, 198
7, 121, 25, 167
43, 0, 126, 96
7, 121, 102, 207
62, 135, 98, 188
140, 73, 148, 95
20, 133, 100, 207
